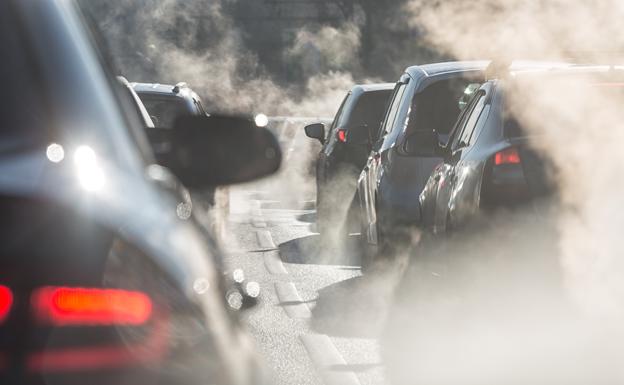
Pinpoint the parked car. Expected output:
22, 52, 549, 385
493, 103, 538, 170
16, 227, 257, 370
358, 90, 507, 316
0, 1, 280, 385
304, 83, 394, 236
418, 65, 618, 234
356, 62, 487, 256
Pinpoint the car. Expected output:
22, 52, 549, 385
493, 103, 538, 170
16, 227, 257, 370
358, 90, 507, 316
0, 1, 281, 384
356, 62, 487, 257
304, 83, 394, 237
119, 76, 194, 220
131, 82, 208, 166
418, 65, 620, 235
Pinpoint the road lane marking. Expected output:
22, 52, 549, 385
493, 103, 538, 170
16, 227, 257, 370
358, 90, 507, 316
274, 282, 311, 319
263, 250, 288, 274
300, 334, 361, 385
256, 229, 276, 249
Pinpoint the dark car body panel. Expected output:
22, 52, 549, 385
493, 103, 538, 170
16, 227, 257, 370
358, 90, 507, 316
0, 1, 259, 384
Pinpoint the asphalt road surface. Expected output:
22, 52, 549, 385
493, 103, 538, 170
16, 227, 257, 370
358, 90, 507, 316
220, 122, 393, 385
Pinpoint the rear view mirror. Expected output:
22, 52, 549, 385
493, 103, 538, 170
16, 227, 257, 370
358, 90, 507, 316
167, 115, 282, 188
345, 124, 369, 146
403, 130, 442, 157
304, 123, 325, 143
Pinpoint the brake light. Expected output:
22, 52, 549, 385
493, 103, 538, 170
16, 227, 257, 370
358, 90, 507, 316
494, 147, 520, 165
32, 287, 152, 326
336, 128, 347, 143
0, 285, 13, 323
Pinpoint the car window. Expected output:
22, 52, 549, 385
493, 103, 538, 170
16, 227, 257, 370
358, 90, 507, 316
406, 78, 473, 138
138, 95, 190, 129
380, 83, 407, 138
347, 90, 393, 140
468, 104, 490, 146
0, 6, 50, 153
330, 93, 350, 130
452, 90, 486, 150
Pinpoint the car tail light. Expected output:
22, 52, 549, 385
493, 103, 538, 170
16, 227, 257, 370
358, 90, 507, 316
32, 287, 152, 326
494, 147, 521, 166
0, 285, 13, 323
336, 128, 347, 143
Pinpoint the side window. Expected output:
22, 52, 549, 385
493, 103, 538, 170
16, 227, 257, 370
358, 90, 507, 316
452, 91, 486, 150
468, 104, 490, 146
380, 83, 407, 138
327, 93, 350, 141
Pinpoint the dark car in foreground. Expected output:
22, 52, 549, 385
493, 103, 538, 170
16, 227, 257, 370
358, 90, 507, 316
356, 62, 487, 256
304, 83, 394, 236
0, 1, 280, 384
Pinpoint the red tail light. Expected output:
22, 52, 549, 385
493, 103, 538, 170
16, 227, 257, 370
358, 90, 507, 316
0, 285, 13, 323
32, 287, 152, 326
494, 147, 521, 166
336, 128, 347, 143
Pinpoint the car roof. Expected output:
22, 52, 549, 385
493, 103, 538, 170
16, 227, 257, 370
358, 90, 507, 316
131, 82, 199, 100
405, 60, 574, 79
406, 61, 490, 78
352, 83, 395, 93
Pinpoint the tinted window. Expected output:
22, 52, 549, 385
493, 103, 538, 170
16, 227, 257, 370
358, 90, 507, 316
406, 78, 474, 137
138, 95, 190, 128
0, 4, 56, 153
346, 90, 393, 140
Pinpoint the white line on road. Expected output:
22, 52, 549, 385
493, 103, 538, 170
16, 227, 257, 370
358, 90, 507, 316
263, 250, 288, 275
274, 282, 312, 319
300, 334, 362, 385
256, 229, 276, 249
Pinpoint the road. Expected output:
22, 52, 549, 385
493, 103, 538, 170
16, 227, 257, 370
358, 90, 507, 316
219, 121, 392, 385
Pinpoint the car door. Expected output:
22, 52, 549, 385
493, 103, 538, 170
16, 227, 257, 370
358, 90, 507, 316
429, 88, 489, 233
360, 78, 409, 243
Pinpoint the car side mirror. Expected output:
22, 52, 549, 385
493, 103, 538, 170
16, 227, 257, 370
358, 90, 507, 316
403, 130, 443, 157
345, 124, 370, 146
167, 115, 282, 188
304, 123, 325, 143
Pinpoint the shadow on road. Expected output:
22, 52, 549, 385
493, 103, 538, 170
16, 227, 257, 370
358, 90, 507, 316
295, 212, 316, 223
309, 256, 409, 338
278, 233, 363, 266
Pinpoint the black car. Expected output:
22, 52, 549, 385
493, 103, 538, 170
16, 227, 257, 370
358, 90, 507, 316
418, 65, 617, 234
0, 1, 280, 384
304, 83, 394, 236
356, 62, 487, 254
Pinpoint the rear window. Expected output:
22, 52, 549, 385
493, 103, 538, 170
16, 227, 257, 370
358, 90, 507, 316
0, 3, 51, 153
137, 94, 190, 129
346, 90, 393, 131
407, 78, 475, 136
